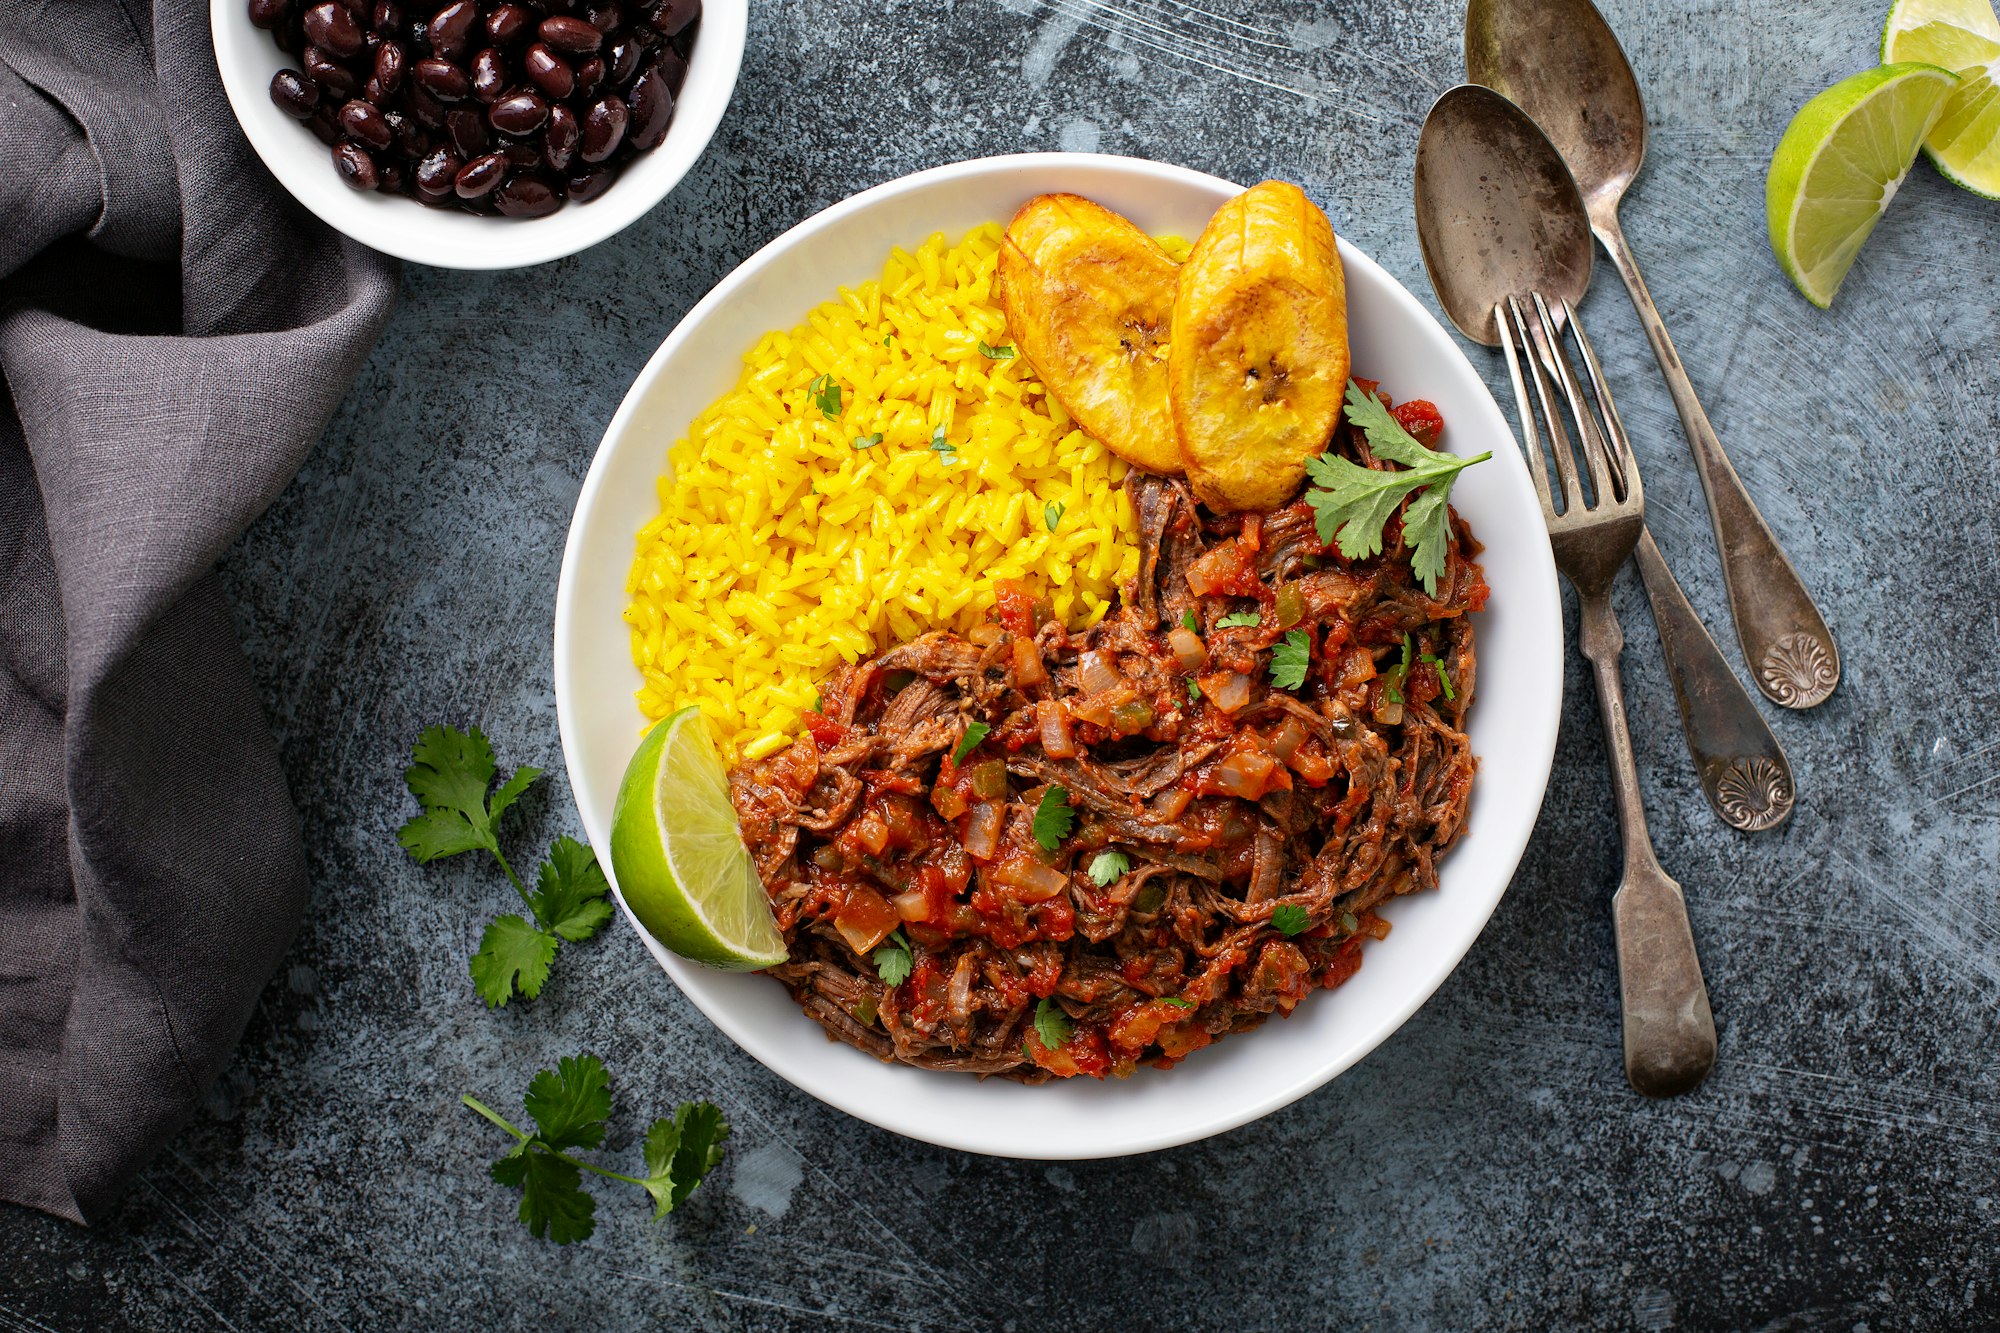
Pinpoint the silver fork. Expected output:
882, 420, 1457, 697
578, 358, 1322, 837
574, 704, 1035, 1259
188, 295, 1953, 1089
1499, 292, 1717, 1098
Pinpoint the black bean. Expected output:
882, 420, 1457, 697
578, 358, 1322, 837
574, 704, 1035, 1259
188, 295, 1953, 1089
306, 105, 343, 145
249, 0, 291, 30
574, 55, 605, 100
626, 66, 672, 150
274, 20, 305, 55
339, 98, 394, 148
522, 42, 574, 98
378, 160, 409, 194
371, 41, 406, 95
303, 1, 366, 56
654, 45, 686, 97
371, 0, 402, 34
414, 144, 462, 199
427, 0, 478, 59
269, 68, 321, 117
579, 95, 626, 162
412, 56, 470, 99
494, 173, 563, 217
606, 36, 641, 87
583, 2, 623, 32
303, 45, 360, 96
386, 109, 427, 155
403, 81, 448, 129
647, 0, 698, 38
446, 104, 490, 156
502, 141, 542, 167
543, 102, 579, 170
470, 47, 508, 101
669, 20, 696, 59
488, 89, 549, 136
538, 15, 602, 53
484, 2, 532, 44
453, 151, 507, 198
333, 139, 379, 189
566, 164, 616, 203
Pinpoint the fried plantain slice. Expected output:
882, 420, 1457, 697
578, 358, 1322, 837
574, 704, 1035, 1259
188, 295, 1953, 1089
998, 194, 1184, 476
1169, 180, 1350, 512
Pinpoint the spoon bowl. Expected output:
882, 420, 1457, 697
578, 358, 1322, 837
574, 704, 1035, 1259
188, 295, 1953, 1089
1413, 84, 1595, 346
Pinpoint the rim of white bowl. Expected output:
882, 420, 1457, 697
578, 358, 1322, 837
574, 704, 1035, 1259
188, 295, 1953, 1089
555, 152, 1563, 1158
209, 0, 745, 269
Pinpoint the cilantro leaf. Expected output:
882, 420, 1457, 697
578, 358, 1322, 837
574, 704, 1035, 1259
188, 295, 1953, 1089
639, 1102, 730, 1218
1304, 381, 1490, 595
532, 837, 613, 942
1269, 629, 1312, 691
809, 373, 841, 418
852, 432, 883, 450
1157, 996, 1195, 1008
1033, 997, 1074, 1050
398, 725, 542, 863
929, 425, 957, 464
1217, 610, 1261, 629
471, 914, 560, 1007
1044, 501, 1064, 533
979, 341, 1016, 360
1271, 904, 1310, 935
491, 1149, 595, 1245
952, 720, 991, 765
1088, 850, 1130, 887
873, 929, 913, 986
1182, 608, 1199, 633
523, 1053, 613, 1151
1032, 785, 1076, 850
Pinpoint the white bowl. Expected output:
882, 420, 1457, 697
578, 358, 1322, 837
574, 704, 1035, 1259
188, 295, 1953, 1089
555, 153, 1562, 1159
211, 0, 744, 269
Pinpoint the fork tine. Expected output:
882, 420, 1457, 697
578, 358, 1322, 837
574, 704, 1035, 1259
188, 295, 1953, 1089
1560, 297, 1643, 510
1510, 295, 1585, 514
1494, 299, 1557, 520
1531, 292, 1620, 508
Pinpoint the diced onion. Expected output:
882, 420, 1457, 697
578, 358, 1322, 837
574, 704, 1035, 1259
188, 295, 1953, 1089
1012, 637, 1048, 686
1169, 627, 1207, 671
1200, 671, 1253, 714
968, 623, 1004, 647
995, 854, 1070, 902
1038, 699, 1077, 758
963, 801, 1004, 860
852, 809, 890, 856
892, 890, 931, 922
1079, 650, 1126, 697
833, 885, 900, 952
1216, 749, 1277, 799
1150, 786, 1192, 820
1270, 717, 1308, 761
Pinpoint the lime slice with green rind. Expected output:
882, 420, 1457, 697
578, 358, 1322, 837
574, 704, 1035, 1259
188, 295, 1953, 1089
610, 706, 788, 970
1766, 63, 1960, 307
1883, 0, 2000, 197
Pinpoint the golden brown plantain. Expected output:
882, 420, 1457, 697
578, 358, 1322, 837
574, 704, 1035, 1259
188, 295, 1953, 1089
1169, 180, 1350, 512
997, 194, 1184, 476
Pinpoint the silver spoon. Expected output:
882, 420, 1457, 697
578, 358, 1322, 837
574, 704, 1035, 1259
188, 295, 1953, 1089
1414, 84, 1719, 1094
1413, 84, 1794, 835
1467, 0, 1840, 710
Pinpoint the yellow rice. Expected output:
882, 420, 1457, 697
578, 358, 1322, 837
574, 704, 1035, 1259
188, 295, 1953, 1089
625, 222, 1164, 763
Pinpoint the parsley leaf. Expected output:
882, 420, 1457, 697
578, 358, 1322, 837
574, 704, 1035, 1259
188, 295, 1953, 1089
852, 432, 883, 450
1182, 608, 1199, 633
1269, 629, 1312, 691
1033, 997, 1074, 1049
873, 928, 913, 986
929, 425, 957, 464
979, 341, 1016, 360
952, 719, 991, 764
1044, 501, 1064, 533
640, 1102, 732, 1218
398, 725, 541, 868
1032, 785, 1076, 850
471, 915, 561, 1007
1305, 381, 1491, 595
465, 1053, 728, 1245
1217, 610, 1261, 629
1088, 850, 1130, 886
1271, 904, 1310, 935
809, 373, 841, 418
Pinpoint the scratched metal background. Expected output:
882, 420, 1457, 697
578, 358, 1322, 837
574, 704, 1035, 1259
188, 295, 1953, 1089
5, 0, 1998, 1327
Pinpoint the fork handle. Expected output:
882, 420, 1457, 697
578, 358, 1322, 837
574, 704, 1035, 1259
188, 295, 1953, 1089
1576, 587, 1718, 1098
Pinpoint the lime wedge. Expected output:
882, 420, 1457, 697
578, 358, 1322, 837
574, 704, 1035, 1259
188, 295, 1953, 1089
610, 706, 788, 970
1766, 63, 1961, 307
1883, 0, 2000, 197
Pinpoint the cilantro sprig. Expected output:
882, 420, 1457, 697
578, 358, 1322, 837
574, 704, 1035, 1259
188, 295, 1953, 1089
1033, 998, 1074, 1049
873, 928, 914, 986
1088, 850, 1130, 886
1269, 629, 1312, 691
398, 726, 612, 1007
462, 1053, 728, 1245
1032, 785, 1076, 850
809, 373, 841, 418
1306, 381, 1491, 595
1217, 610, 1261, 629
979, 341, 1015, 360
1271, 904, 1310, 936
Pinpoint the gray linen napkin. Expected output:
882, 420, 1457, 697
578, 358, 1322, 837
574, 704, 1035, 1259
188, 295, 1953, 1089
0, 0, 396, 1222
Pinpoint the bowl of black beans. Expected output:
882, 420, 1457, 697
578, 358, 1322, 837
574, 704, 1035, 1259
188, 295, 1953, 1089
212, 0, 741, 267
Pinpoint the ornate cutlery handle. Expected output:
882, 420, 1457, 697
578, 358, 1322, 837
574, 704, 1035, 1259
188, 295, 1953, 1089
1596, 214, 1840, 709
1576, 585, 1719, 1097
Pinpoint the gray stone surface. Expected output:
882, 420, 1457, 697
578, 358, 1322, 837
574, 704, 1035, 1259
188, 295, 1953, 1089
5, 0, 1998, 1327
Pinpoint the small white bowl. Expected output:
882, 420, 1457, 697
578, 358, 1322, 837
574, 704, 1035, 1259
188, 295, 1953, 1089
555, 153, 1563, 1159
211, 0, 744, 269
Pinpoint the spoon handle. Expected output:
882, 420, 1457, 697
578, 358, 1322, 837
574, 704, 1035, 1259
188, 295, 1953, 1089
1595, 213, 1840, 709
1575, 584, 1718, 1098
1632, 528, 1796, 832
